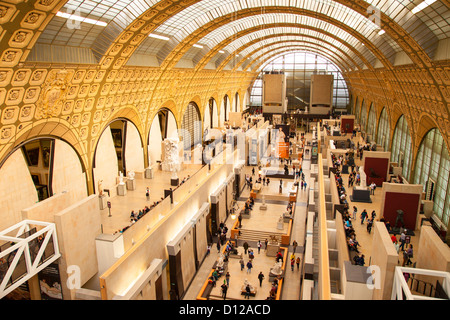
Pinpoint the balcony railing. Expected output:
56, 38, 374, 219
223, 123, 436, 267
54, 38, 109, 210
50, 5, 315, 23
0, 220, 60, 299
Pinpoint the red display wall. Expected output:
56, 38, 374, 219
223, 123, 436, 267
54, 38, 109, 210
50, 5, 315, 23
341, 118, 354, 133
383, 192, 420, 230
364, 157, 389, 186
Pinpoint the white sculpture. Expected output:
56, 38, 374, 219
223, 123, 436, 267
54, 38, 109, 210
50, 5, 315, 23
270, 261, 283, 275
276, 127, 286, 142
243, 278, 254, 292
128, 170, 135, 180
98, 180, 104, 196
119, 171, 125, 185
217, 253, 225, 268
161, 138, 181, 172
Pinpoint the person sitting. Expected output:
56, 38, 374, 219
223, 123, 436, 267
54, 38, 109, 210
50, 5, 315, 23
353, 254, 365, 266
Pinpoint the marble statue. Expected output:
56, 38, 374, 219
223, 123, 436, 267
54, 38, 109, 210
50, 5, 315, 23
119, 171, 125, 185
98, 180, 104, 196
270, 261, 283, 275
128, 170, 135, 180
217, 253, 225, 268
243, 278, 254, 291
161, 138, 181, 172
277, 127, 286, 142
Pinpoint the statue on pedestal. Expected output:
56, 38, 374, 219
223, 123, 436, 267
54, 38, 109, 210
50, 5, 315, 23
270, 261, 283, 276
243, 278, 254, 292
128, 170, 135, 180
394, 209, 405, 230
217, 253, 225, 269
162, 138, 181, 172
98, 180, 104, 197
119, 171, 125, 185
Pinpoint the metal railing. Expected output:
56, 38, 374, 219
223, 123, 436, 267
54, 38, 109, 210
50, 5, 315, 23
0, 220, 60, 299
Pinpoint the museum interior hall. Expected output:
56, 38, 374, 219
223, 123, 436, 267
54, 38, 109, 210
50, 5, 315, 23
0, 0, 449, 302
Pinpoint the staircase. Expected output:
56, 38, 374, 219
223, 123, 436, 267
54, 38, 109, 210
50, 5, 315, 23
236, 228, 283, 243
312, 220, 319, 277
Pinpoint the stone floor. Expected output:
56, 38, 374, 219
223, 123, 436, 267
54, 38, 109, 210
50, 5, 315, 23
99, 163, 203, 234
96, 128, 422, 300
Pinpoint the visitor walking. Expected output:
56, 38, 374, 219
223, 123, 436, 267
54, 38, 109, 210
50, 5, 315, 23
360, 209, 368, 224
258, 272, 265, 287
243, 241, 249, 254
239, 258, 245, 271
246, 260, 253, 273
221, 280, 228, 300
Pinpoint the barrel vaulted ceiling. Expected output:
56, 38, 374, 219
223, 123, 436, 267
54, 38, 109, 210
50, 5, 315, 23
0, 0, 449, 178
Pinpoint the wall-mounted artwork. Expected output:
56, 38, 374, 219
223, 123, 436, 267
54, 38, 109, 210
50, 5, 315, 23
40, 140, 52, 168
25, 147, 40, 166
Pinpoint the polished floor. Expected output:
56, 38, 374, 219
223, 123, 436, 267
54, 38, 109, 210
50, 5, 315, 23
97, 128, 421, 300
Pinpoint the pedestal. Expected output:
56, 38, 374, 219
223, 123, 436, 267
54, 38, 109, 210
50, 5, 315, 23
171, 178, 179, 186
99, 195, 107, 210
117, 183, 127, 196
277, 220, 284, 230
126, 178, 136, 191
342, 164, 349, 174
145, 167, 153, 179
266, 243, 279, 257
350, 187, 371, 203
260, 203, 267, 210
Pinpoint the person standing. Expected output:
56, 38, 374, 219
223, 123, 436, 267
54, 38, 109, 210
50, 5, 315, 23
257, 240, 262, 254
216, 241, 221, 253
367, 218, 373, 234
239, 257, 245, 271
352, 206, 358, 220
291, 257, 295, 271
258, 271, 265, 287
221, 280, 228, 300
243, 241, 249, 254
296, 257, 300, 270
360, 209, 368, 225
206, 244, 211, 256
399, 231, 406, 251
292, 240, 298, 253
370, 182, 376, 195
246, 260, 253, 274
225, 271, 230, 287
146, 187, 150, 201
244, 284, 251, 299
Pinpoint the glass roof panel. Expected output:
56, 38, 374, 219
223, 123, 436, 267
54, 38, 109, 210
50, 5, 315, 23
218, 27, 366, 66
37, 0, 162, 48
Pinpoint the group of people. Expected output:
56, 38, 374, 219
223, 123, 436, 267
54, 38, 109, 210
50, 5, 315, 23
114, 199, 165, 234
331, 153, 366, 265
389, 229, 414, 266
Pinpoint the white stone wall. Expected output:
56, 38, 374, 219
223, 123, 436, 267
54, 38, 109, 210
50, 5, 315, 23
124, 123, 144, 174
52, 139, 87, 205
0, 149, 38, 230
93, 126, 119, 196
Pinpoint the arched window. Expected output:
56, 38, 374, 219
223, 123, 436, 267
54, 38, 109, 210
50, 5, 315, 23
181, 102, 201, 150
414, 128, 450, 226
355, 97, 360, 124
366, 103, 377, 140
376, 108, 390, 151
390, 115, 412, 181
360, 100, 367, 131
